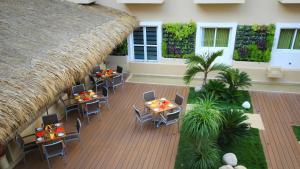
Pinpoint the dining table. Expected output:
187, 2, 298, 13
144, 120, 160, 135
35, 123, 66, 145
74, 90, 102, 104
144, 98, 178, 119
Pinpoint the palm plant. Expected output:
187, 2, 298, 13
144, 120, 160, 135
184, 50, 229, 86
218, 109, 250, 146
217, 68, 251, 92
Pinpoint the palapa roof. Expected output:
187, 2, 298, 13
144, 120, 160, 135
0, 0, 138, 144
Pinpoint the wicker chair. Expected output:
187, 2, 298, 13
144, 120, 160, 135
71, 84, 85, 95
42, 140, 66, 169
15, 134, 39, 163
65, 118, 81, 143
143, 90, 156, 102
98, 86, 110, 109
109, 74, 123, 93
42, 114, 59, 126
133, 105, 153, 131
59, 97, 79, 121
156, 111, 180, 131
84, 100, 100, 123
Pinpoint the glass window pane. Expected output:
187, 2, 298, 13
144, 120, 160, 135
203, 28, 215, 47
293, 30, 300, 49
146, 27, 157, 45
133, 27, 144, 45
147, 46, 157, 60
216, 28, 230, 47
277, 29, 295, 49
134, 46, 144, 60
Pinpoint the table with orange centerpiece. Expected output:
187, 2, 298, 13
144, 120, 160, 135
35, 123, 66, 145
94, 68, 118, 80
145, 98, 178, 119
73, 90, 102, 104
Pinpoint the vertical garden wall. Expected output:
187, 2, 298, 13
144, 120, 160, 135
233, 24, 275, 62
162, 22, 196, 58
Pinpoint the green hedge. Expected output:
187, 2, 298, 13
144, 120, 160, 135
162, 22, 196, 58
233, 24, 275, 62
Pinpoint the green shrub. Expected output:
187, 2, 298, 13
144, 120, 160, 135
111, 40, 128, 56
218, 109, 250, 146
203, 79, 227, 99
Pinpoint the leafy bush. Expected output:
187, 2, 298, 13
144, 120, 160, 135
111, 40, 128, 56
218, 109, 250, 146
182, 99, 223, 141
234, 24, 275, 62
162, 22, 196, 58
191, 141, 221, 169
203, 79, 227, 99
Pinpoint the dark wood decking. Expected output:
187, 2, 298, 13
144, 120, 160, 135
15, 83, 189, 169
251, 92, 300, 169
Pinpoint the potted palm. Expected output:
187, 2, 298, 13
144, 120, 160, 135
0, 143, 9, 169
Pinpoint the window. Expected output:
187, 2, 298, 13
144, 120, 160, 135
195, 23, 237, 65
277, 29, 300, 49
128, 22, 162, 61
203, 28, 230, 47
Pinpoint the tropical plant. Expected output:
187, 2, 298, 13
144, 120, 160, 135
203, 79, 227, 99
182, 95, 223, 141
218, 109, 250, 147
184, 50, 229, 86
191, 140, 221, 169
217, 68, 251, 93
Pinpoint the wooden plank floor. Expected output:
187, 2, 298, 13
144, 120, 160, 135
15, 82, 189, 169
251, 92, 300, 169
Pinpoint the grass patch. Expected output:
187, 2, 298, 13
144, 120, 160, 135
221, 128, 267, 169
292, 125, 300, 141
187, 87, 253, 113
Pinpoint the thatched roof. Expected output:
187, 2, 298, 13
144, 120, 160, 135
0, 0, 138, 144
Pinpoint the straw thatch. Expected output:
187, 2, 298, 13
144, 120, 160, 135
0, 0, 138, 144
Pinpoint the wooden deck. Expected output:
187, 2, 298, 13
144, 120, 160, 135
251, 92, 300, 169
15, 82, 189, 169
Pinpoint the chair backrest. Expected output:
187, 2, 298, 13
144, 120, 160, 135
117, 65, 123, 74
85, 100, 100, 113
76, 118, 81, 134
42, 114, 59, 126
113, 75, 122, 86
143, 91, 155, 102
166, 111, 180, 122
95, 79, 104, 93
43, 140, 64, 156
175, 94, 184, 106
133, 105, 141, 119
102, 86, 109, 97
72, 84, 85, 95
15, 134, 24, 149
92, 65, 101, 74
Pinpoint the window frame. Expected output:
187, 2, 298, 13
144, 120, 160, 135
274, 23, 300, 51
128, 21, 162, 62
195, 23, 237, 65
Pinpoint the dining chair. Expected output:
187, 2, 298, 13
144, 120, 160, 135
109, 74, 123, 93
156, 111, 180, 131
15, 133, 40, 163
65, 118, 81, 143
143, 90, 156, 102
98, 86, 110, 109
42, 114, 59, 126
84, 100, 100, 123
91, 65, 101, 75
72, 84, 85, 95
133, 105, 153, 131
169, 93, 184, 114
59, 97, 79, 121
116, 65, 123, 74
95, 78, 106, 94
42, 140, 66, 169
